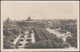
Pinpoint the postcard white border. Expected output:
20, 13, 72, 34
1, 1, 79, 51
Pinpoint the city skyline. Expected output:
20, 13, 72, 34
1, 1, 79, 21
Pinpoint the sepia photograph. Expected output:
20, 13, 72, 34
1, 1, 79, 51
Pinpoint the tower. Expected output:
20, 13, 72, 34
28, 16, 31, 21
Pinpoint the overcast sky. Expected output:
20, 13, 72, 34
1, 1, 79, 21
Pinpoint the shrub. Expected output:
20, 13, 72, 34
66, 36, 77, 48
